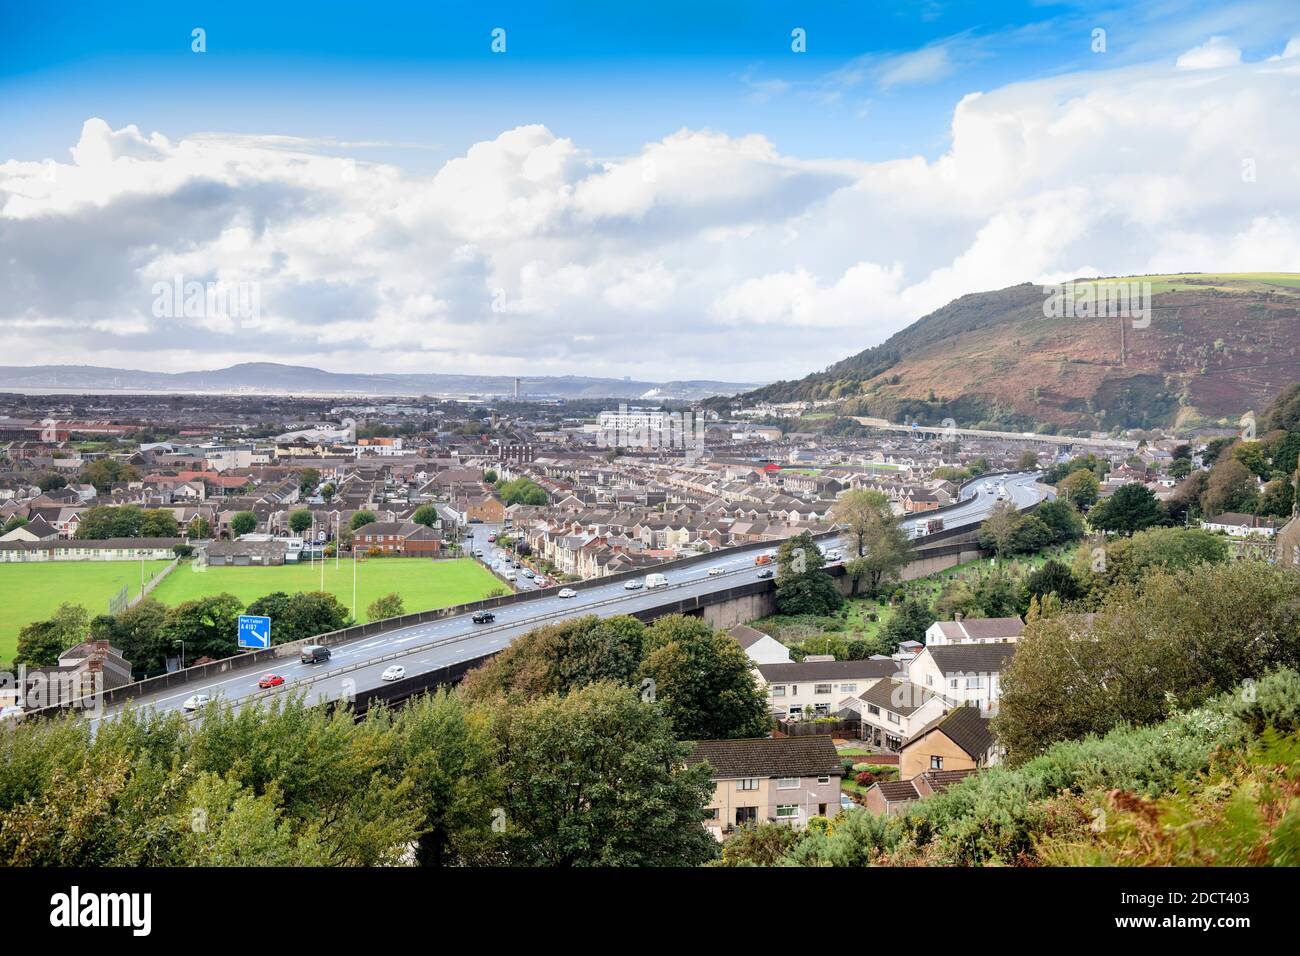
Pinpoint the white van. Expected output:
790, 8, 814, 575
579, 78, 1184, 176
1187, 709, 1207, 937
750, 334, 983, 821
644, 573, 668, 590
503, 569, 517, 582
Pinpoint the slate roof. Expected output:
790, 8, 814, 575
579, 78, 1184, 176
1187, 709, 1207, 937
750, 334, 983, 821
873, 779, 921, 803
908, 706, 997, 760
858, 679, 936, 716
923, 642, 1017, 674
686, 735, 841, 779
758, 659, 902, 683
727, 624, 770, 650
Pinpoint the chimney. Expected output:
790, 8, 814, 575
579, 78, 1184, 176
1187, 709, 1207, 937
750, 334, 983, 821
954, 612, 963, 622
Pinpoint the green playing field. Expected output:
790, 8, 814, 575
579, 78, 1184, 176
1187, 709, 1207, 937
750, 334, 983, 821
0, 556, 503, 663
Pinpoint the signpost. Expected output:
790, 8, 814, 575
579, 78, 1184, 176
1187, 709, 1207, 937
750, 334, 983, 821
237, 614, 272, 650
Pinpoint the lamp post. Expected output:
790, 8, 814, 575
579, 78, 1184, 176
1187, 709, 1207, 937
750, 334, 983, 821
173, 638, 186, 672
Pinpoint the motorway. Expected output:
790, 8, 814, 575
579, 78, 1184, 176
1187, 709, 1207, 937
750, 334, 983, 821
88, 472, 1048, 726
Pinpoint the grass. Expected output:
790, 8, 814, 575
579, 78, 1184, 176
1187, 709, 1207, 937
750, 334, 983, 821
150, 556, 502, 623
0, 557, 504, 663
0, 560, 173, 662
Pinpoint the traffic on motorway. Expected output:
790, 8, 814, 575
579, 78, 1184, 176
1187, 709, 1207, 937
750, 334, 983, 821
89, 472, 1048, 727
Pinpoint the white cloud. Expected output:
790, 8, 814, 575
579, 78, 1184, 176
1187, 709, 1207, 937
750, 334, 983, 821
2, 38, 1300, 383
1176, 36, 1243, 70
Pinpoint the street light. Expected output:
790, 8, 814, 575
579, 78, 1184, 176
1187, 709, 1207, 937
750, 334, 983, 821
173, 638, 186, 672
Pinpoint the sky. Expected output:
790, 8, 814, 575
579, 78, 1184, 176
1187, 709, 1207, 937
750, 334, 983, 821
1, 0, 1299, 384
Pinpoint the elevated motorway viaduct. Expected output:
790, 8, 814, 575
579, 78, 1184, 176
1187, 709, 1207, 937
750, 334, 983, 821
47, 472, 1047, 726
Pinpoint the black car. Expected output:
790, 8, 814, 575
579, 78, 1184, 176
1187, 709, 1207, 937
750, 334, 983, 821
472, 611, 496, 624
756, 569, 775, 579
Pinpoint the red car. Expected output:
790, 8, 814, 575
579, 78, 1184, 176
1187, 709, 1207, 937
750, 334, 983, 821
258, 674, 285, 688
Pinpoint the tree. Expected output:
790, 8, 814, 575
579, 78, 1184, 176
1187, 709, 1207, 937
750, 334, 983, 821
970, 568, 1022, 617
74, 505, 145, 539
833, 489, 912, 597
161, 594, 245, 663
368, 593, 405, 621
140, 508, 179, 538
1057, 469, 1100, 509
288, 510, 314, 535
13, 603, 89, 666
1033, 498, 1085, 544
229, 511, 258, 537
1, 515, 28, 536
493, 682, 718, 866
411, 505, 440, 528
878, 598, 935, 652
1088, 483, 1164, 535
1200, 457, 1258, 517
395, 690, 502, 867
297, 467, 321, 499
482, 469, 498, 484
349, 510, 377, 531
495, 477, 548, 506
1076, 526, 1229, 598
978, 501, 1023, 557
996, 560, 1300, 763
1021, 560, 1083, 609
255, 591, 351, 643
111, 598, 171, 677
79, 458, 141, 493
639, 615, 771, 740
461, 615, 645, 702
774, 531, 843, 616
36, 473, 67, 492
1016, 450, 1039, 471
1257, 477, 1295, 518
187, 515, 211, 539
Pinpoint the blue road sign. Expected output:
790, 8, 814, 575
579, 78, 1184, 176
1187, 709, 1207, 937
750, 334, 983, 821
238, 614, 272, 650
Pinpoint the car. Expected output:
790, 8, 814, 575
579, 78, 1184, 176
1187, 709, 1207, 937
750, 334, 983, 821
300, 644, 331, 664
474, 548, 484, 556
840, 793, 857, 811
533, 577, 548, 587
381, 665, 406, 682
557, 587, 577, 598
258, 673, 285, 688
644, 573, 668, 589
708, 566, 725, 576
472, 611, 496, 624
182, 694, 211, 712
522, 568, 534, 578
756, 568, 774, 579
623, 579, 643, 590
487, 533, 497, 542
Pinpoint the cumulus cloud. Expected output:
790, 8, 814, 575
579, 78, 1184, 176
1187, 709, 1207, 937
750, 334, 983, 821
1176, 36, 1243, 70
2, 40, 1299, 382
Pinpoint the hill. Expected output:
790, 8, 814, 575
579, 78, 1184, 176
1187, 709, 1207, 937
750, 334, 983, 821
0, 363, 758, 401
736, 273, 1300, 433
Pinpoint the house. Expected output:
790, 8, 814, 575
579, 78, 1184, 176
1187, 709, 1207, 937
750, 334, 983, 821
9, 640, 134, 711
352, 519, 442, 556
924, 613, 1024, 646
727, 624, 792, 665
0, 537, 181, 564
862, 768, 978, 817
906, 642, 1017, 715
1202, 512, 1278, 538
199, 539, 290, 566
898, 704, 1000, 779
0, 515, 59, 542
686, 735, 843, 838
843, 678, 946, 753
756, 659, 901, 719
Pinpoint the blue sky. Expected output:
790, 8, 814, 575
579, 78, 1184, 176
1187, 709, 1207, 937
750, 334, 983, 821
1, 1, 1298, 380
8, 0, 1290, 168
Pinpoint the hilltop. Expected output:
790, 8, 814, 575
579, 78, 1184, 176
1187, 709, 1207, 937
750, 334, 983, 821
735, 274, 1300, 433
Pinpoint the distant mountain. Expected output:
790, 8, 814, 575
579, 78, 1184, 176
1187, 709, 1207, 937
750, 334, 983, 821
0, 363, 759, 401
734, 274, 1300, 432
